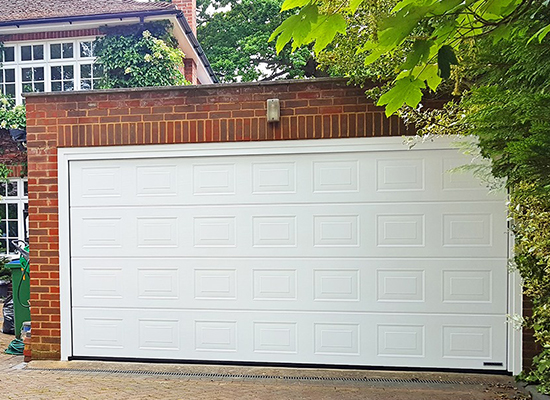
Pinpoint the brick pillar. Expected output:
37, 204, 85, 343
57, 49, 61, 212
172, 0, 196, 35
184, 58, 198, 85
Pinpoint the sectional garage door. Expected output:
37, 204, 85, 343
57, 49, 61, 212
67, 138, 508, 370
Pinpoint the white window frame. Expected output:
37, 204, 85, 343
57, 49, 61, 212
0, 178, 28, 257
0, 37, 99, 104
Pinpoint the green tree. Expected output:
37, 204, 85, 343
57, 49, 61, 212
197, 0, 324, 82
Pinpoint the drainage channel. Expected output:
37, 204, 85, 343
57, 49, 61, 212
24, 367, 487, 386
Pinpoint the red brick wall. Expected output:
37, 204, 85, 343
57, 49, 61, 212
24, 78, 413, 359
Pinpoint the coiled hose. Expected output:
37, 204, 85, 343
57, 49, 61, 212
5, 338, 24, 355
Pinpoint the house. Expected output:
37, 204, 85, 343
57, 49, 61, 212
0, 0, 216, 255
23, 77, 522, 375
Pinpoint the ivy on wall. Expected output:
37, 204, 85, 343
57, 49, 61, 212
94, 21, 188, 88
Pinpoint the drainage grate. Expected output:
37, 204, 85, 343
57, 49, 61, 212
24, 367, 486, 385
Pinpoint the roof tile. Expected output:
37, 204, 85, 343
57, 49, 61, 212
0, 0, 176, 23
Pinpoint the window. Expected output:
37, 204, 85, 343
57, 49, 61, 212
0, 179, 28, 255
21, 44, 44, 61
51, 65, 74, 91
80, 63, 103, 90
0, 68, 16, 100
21, 66, 45, 93
0, 38, 101, 104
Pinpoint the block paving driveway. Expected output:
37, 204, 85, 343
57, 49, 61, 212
0, 332, 527, 399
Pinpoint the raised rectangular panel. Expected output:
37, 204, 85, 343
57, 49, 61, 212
253, 270, 296, 300
254, 322, 297, 353
80, 218, 122, 248
314, 270, 359, 301
253, 216, 296, 247
80, 167, 121, 198
136, 165, 177, 196
195, 321, 237, 351
443, 326, 491, 358
83, 318, 124, 349
313, 160, 359, 193
443, 270, 491, 302
82, 268, 122, 299
195, 269, 236, 299
443, 214, 492, 246
138, 269, 179, 299
194, 217, 236, 247
137, 217, 178, 247
314, 323, 359, 355
376, 159, 424, 191
443, 158, 483, 190
253, 162, 296, 194
193, 164, 235, 195
314, 215, 359, 247
376, 215, 424, 247
377, 270, 424, 302
139, 319, 179, 350
377, 325, 424, 357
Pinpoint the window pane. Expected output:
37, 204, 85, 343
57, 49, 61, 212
80, 41, 93, 57
63, 65, 74, 79
8, 241, 16, 253
81, 79, 92, 90
51, 66, 61, 80
51, 81, 62, 92
34, 82, 44, 92
0, 204, 5, 220
0, 72, 3, 84
33, 45, 44, 60
0, 239, 5, 253
5, 84, 15, 97
22, 83, 32, 93
0, 221, 5, 235
24, 182, 28, 197
80, 64, 91, 78
7, 203, 17, 219
7, 182, 17, 197
3, 47, 14, 62
8, 222, 18, 238
62, 43, 74, 58
5, 69, 15, 82
21, 46, 31, 61
34, 67, 44, 81
22, 68, 32, 81
63, 81, 74, 91
0, 183, 5, 196
50, 44, 62, 59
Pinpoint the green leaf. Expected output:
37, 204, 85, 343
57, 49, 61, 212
401, 39, 432, 70
437, 45, 458, 79
349, 0, 365, 13
307, 13, 347, 53
397, 64, 442, 91
377, 77, 426, 116
528, 24, 550, 44
281, 0, 312, 11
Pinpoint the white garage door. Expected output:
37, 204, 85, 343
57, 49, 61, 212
67, 138, 509, 370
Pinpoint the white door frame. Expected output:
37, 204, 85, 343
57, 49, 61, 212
57, 136, 520, 373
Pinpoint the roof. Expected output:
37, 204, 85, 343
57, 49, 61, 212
0, 0, 176, 23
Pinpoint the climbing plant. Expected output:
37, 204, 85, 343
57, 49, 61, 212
94, 21, 188, 88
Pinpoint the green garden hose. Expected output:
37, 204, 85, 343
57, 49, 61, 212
5, 338, 24, 355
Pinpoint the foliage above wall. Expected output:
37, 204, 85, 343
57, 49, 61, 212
94, 21, 188, 88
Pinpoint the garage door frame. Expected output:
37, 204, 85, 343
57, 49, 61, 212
57, 136, 522, 374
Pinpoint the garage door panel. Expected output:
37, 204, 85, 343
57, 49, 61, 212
70, 202, 507, 258
68, 139, 508, 370
69, 151, 499, 208
72, 308, 506, 369
71, 258, 506, 315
